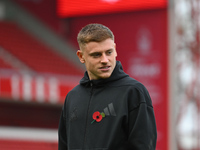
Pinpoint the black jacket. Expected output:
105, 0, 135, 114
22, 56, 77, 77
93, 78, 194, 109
58, 61, 157, 150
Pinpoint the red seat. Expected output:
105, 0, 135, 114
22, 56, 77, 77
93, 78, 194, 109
0, 139, 58, 150
0, 58, 15, 69
0, 21, 83, 76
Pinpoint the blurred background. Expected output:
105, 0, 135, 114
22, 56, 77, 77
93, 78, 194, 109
0, 0, 199, 149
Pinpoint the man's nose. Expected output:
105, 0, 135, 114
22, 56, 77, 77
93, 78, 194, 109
101, 54, 109, 63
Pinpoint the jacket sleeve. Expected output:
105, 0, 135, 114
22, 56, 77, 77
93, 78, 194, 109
127, 86, 157, 150
58, 106, 68, 150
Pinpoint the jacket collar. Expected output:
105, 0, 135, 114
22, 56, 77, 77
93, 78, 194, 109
80, 61, 129, 87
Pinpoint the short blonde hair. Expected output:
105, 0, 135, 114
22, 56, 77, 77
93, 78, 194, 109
77, 23, 114, 49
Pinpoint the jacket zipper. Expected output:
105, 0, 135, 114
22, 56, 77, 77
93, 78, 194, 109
83, 81, 94, 148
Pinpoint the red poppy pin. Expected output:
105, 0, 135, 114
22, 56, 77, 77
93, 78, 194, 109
91, 111, 105, 124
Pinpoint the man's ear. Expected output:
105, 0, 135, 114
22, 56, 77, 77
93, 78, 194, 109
114, 43, 117, 57
76, 50, 85, 64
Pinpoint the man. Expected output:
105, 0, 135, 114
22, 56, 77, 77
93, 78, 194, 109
58, 23, 157, 150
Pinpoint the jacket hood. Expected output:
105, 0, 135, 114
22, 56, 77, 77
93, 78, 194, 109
80, 61, 129, 86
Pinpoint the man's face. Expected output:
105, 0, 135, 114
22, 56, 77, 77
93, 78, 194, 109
77, 38, 117, 80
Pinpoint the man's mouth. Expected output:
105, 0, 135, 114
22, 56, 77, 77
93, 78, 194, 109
99, 66, 110, 71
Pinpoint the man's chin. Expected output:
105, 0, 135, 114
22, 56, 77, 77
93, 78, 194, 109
99, 73, 112, 79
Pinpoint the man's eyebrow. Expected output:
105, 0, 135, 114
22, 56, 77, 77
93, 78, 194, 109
89, 48, 114, 55
106, 48, 114, 51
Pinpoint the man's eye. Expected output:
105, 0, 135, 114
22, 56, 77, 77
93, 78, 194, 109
92, 53, 101, 57
107, 51, 112, 55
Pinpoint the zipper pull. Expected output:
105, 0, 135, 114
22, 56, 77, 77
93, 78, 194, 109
90, 81, 93, 94
90, 81, 93, 87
